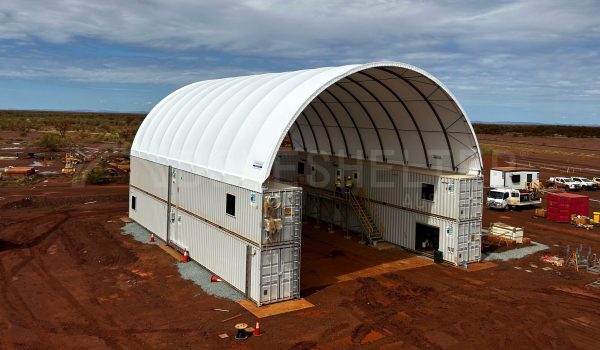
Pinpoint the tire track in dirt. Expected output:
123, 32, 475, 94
0, 212, 72, 348
0, 212, 70, 252
27, 223, 149, 350
1, 205, 146, 350
0, 256, 56, 349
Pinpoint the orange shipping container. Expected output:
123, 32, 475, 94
4, 167, 35, 176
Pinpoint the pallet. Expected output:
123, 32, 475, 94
486, 235, 531, 246
587, 279, 600, 289
587, 265, 600, 274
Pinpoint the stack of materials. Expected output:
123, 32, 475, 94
488, 222, 529, 246
570, 215, 595, 230
547, 192, 589, 223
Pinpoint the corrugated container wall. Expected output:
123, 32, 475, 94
547, 193, 589, 223
176, 169, 263, 245
370, 203, 481, 264
129, 187, 168, 241
274, 152, 483, 265
130, 157, 169, 200
274, 153, 482, 221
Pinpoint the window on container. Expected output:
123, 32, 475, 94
421, 183, 434, 201
226, 193, 236, 217
511, 174, 520, 183
131, 196, 136, 210
297, 162, 305, 175
527, 174, 533, 183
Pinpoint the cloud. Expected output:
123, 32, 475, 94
1, 0, 599, 122
1, 0, 598, 57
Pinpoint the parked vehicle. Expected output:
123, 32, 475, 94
592, 177, 600, 186
570, 177, 597, 190
487, 188, 542, 210
547, 177, 581, 191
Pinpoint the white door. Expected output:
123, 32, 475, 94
169, 169, 184, 249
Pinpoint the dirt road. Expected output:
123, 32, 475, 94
1, 134, 600, 349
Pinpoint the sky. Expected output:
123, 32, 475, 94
1, 0, 599, 125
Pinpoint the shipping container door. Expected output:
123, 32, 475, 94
468, 221, 481, 262
280, 191, 302, 242
457, 222, 469, 264
458, 179, 471, 220
470, 179, 483, 219
260, 245, 300, 304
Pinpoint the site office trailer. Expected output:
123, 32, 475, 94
129, 156, 302, 306
490, 167, 540, 190
272, 153, 483, 264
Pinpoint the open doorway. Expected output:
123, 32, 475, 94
415, 223, 439, 253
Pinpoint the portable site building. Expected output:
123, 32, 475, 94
129, 62, 483, 306
490, 167, 540, 190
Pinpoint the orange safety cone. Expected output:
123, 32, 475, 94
253, 320, 262, 336
183, 249, 189, 263
210, 275, 223, 282
149, 233, 155, 243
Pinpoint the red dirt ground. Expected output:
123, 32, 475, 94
1, 135, 600, 349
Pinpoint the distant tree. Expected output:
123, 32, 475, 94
84, 167, 108, 184
54, 119, 71, 137
37, 133, 64, 151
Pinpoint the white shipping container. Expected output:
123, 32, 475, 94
178, 211, 261, 302
259, 243, 301, 305
176, 169, 263, 245
457, 220, 482, 263
130, 157, 169, 200
129, 188, 168, 241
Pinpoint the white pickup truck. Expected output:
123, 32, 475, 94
570, 177, 597, 190
547, 177, 581, 191
487, 188, 542, 210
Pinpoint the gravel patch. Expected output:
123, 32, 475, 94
483, 241, 549, 262
177, 262, 245, 302
121, 222, 244, 302
121, 222, 156, 244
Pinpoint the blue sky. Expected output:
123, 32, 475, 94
1, 0, 599, 124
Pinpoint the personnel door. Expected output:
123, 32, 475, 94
168, 168, 184, 249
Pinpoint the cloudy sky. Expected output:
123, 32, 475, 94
1, 0, 599, 124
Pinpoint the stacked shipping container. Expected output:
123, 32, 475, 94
130, 157, 302, 305
547, 192, 589, 223
271, 153, 483, 264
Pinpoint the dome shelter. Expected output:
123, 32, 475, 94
129, 62, 483, 306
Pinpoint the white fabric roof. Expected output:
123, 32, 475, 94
131, 62, 482, 192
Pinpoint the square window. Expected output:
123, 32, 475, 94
226, 193, 236, 217
421, 183, 434, 201
297, 162, 305, 175
131, 196, 136, 210
511, 174, 520, 183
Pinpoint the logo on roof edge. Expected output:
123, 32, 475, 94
252, 161, 264, 169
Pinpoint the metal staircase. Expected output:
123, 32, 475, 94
347, 190, 383, 246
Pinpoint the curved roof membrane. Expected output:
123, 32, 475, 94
131, 62, 482, 192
